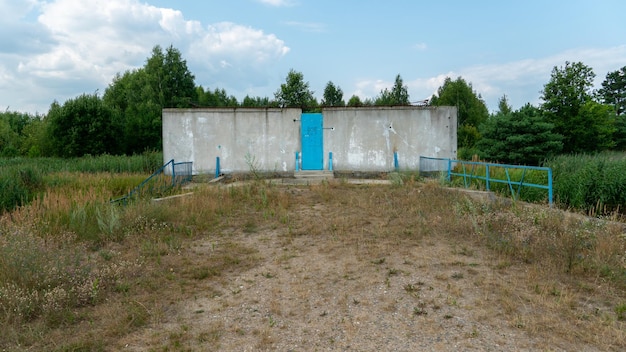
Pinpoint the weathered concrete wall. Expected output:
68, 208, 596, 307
322, 106, 457, 171
162, 106, 457, 174
163, 108, 302, 174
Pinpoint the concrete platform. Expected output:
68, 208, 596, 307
294, 170, 334, 180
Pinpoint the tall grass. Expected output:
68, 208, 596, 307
0, 151, 162, 174
0, 166, 44, 212
0, 152, 163, 213
546, 152, 626, 214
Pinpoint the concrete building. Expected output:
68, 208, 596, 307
162, 106, 457, 175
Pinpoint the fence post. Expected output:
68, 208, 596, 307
329, 152, 333, 171
447, 159, 452, 182
548, 167, 553, 207
214, 157, 220, 179
295, 152, 299, 172
485, 164, 490, 191
171, 159, 176, 187
393, 151, 399, 171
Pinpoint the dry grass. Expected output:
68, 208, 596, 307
0, 176, 625, 351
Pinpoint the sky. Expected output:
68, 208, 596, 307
1, 0, 625, 115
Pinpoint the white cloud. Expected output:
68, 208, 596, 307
413, 43, 428, 51
190, 22, 289, 63
351, 46, 626, 111
455, 45, 626, 110
0, 0, 290, 113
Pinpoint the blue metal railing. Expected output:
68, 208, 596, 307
328, 152, 333, 171
111, 159, 193, 205
419, 156, 553, 206
295, 151, 300, 172
394, 151, 399, 171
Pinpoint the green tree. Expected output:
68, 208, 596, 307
540, 61, 597, 153
0, 111, 27, 157
19, 117, 48, 157
496, 94, 512, 115
0, 117, 19, 156
569, 101, 616, 152
104, 69, 161, 154
274, 69, 317, 110
430, 77, 489, 148
104, 45, 196, 154
242, 95, 268, 107
476, 104, 562, 165
376, 74, 410, 106
597, 66, 626, 116
347, 95, 363, 107
321, 81, 345, 107
613, 114, 626, 150
46, 94, 122, 157
145, 45, 196, 108
0, 111, 47, 157
196, 86, 238, 107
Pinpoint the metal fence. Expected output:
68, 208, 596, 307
172, 160, 193, 185
419, 156, 553, 206
111, 159, 193, 205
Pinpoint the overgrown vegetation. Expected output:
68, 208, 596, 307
0, 168, 624, 349
546, 152, 626, 215
0, 152, 162, 213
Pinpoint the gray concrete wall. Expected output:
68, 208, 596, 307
322, 106, 457, 171
163, 108, 302, 174
162, 106, 457, 174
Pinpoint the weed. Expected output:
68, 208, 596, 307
451, 272, 464, 280
413, 307, 427, 316
124, 300, 150, 329
615, 303, 626, 321
404, 283, 421, 293
198, 321, 223, 346
387, 268, 401, 276
243, 220, 258, 233
245, 152, 262, 180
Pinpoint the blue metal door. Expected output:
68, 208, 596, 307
301, 113, 323, 170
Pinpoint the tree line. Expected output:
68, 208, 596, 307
1, 44, 625, 164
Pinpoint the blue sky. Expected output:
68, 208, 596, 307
1, 0, 625, 115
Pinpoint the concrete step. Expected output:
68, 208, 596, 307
294, 170, 334, 179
